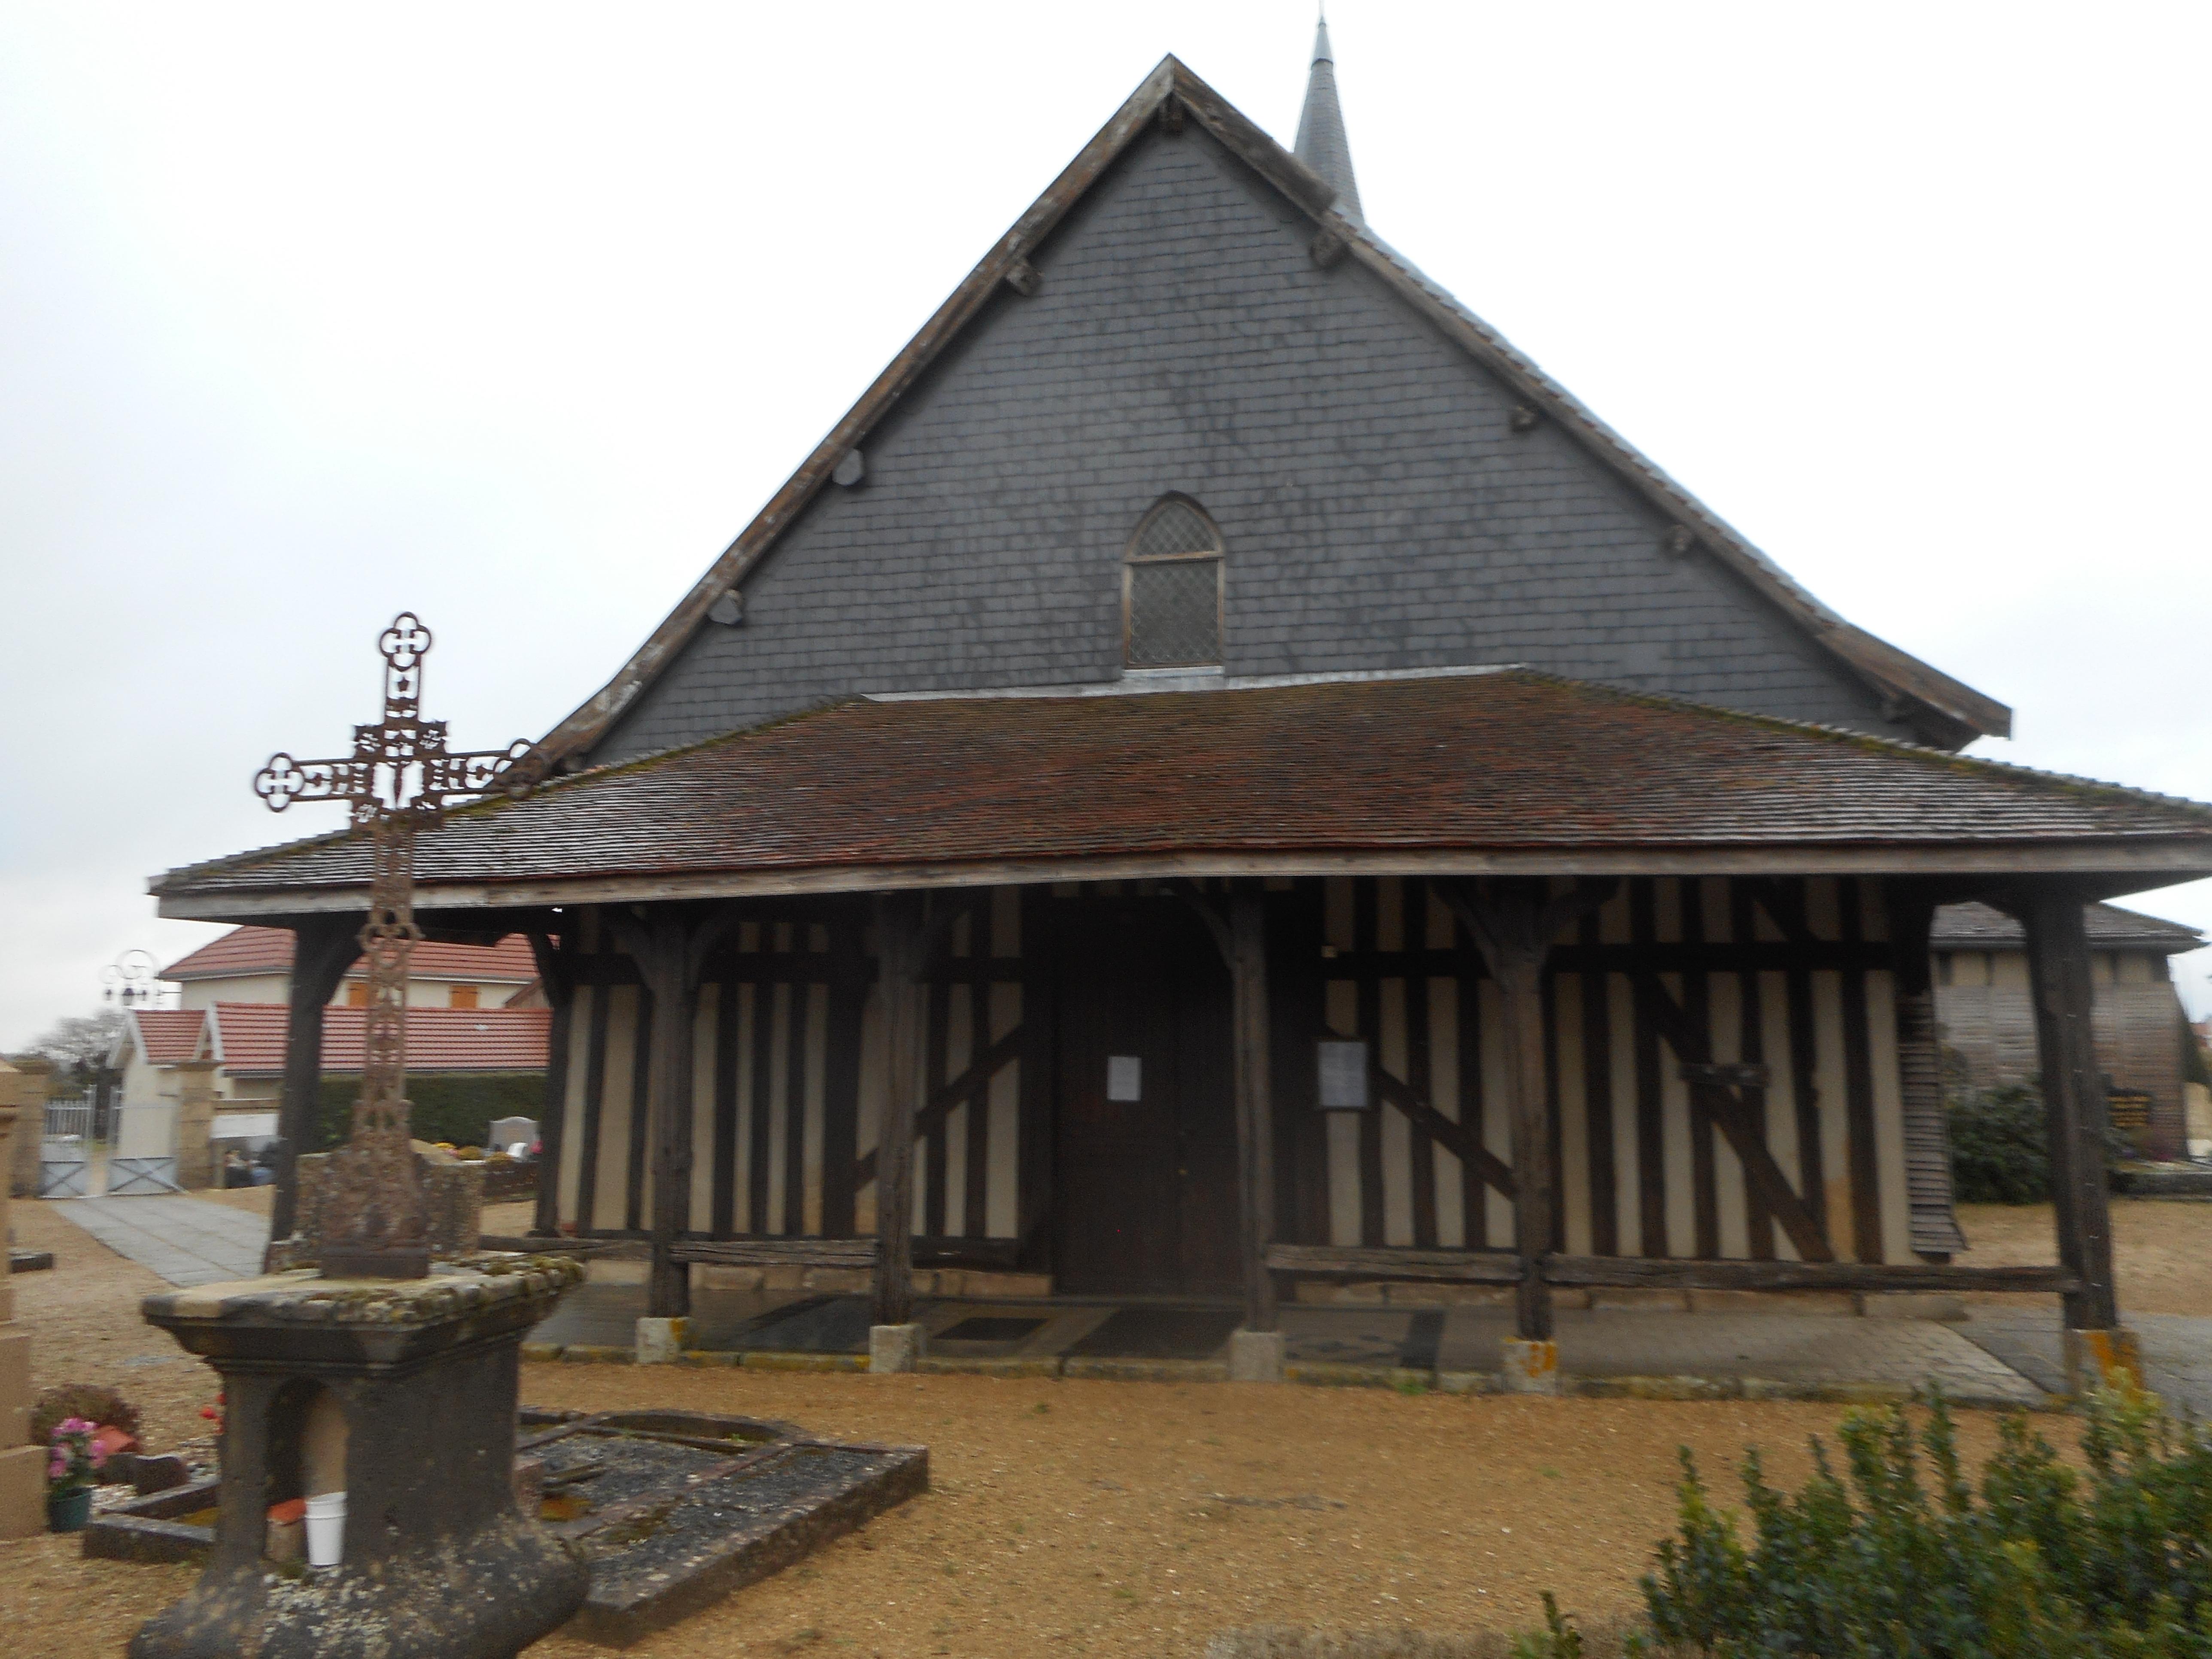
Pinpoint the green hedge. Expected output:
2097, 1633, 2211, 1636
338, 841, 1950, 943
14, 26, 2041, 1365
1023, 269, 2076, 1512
315, 1072, 544, 1152
1948, 1082, 2135, 1205
1635, 1389, 2212, 1657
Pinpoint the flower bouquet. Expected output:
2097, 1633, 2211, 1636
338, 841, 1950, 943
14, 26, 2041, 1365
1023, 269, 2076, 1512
46, 1416, 105, 1531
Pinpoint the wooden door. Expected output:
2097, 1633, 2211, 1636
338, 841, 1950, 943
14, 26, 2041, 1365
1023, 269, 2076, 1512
1051, 898, 1238, 1295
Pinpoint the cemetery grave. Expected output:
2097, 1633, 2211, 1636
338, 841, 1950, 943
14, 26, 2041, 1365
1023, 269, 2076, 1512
83, 1405, 927, 1645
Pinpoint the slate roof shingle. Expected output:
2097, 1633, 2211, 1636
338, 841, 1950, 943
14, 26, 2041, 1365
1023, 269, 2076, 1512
1931, 901, 2205, 954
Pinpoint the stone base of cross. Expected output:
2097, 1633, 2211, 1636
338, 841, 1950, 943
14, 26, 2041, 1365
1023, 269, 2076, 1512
253, 612, 537, 1279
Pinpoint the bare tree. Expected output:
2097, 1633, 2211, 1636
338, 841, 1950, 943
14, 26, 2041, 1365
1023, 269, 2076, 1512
27, 1009, 131, 1087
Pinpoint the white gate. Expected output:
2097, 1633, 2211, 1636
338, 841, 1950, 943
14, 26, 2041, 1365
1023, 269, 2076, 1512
108, 1100, 181, 1195
39, 1093, 95, 1197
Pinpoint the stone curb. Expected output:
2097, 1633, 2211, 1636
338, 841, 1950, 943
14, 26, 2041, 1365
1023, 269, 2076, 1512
1061, 1357, 1228, 1383
741, 1350, 869, 1374
917, 1355, 1065, 1379
517, 1346, 2063, 1409
1285, 1362, 1437, 1392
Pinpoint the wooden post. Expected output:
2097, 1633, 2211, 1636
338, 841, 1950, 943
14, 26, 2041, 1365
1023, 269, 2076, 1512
2016, 885, 2121, 1334
525, 925, 573, 1238
1441, 878, 1616, 1348
268, 915, 362, 1251
1229, 888, 1279, 1333
609, 905, 737, 1322
872, 892, 927, 1329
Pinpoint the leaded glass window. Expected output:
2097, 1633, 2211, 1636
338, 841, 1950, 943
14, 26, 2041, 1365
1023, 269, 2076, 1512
1124, 496, 1222, 668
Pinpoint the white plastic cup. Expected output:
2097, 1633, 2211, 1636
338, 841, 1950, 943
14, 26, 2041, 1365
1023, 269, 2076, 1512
304, 1491, 346, 1568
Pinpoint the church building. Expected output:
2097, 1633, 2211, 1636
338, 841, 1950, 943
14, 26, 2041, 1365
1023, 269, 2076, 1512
153, 35, 2212, 1386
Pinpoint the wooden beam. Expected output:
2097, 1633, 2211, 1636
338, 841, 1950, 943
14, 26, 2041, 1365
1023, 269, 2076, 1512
1229, 887, 1280, 1331
1186, 882, 1282, 1331
1437, 878, 1615, 1341
2014, 885, 2122, 1331
1357, 1050, 1516, 1200
672, 1237, 878, 1269
872, 892, 927, 1328
268, 913, 362, 1254
667, 1234, 1025, 1270
1265, 1242, 1522, 1284
524, 926, 573, 1238
605, 903, 742, 1319
1630, 971, 1835, 1263
575, 933, 611, 1235
1263, 1242, 2080, 1295
853, 1026, 1024, 1186
1544, 1256, 2080, 1294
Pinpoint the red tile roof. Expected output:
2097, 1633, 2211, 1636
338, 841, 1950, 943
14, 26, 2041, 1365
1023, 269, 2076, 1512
162, 925, 537, 983
208, 1003, 549, 1078
155, 671, 2212, 909
130, 1009, 207, 1065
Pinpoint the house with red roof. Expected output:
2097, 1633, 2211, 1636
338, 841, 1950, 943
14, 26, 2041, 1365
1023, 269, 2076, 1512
158, 924, 539, 1012
110, 926, 547, 1117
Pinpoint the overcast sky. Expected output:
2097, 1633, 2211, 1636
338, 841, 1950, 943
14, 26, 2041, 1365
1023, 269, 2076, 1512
3, 2, 2208, 1048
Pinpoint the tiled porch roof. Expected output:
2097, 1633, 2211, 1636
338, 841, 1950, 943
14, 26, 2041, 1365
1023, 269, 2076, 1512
129, 1008, 207, 1065
153, 670, 2212, 912
160, 923, 538, 982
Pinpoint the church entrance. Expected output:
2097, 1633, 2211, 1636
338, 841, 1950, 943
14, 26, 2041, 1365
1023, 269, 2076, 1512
1049, 896, 1240, 1296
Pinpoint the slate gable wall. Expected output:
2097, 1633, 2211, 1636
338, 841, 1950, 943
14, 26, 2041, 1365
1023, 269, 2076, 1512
593, 124, 1908, 765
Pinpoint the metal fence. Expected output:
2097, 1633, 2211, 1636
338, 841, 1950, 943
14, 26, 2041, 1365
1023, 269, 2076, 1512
39, 1092, 96, 1198
109, 1099, 181, 1196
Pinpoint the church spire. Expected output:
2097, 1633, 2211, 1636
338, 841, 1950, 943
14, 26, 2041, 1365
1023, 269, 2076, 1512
1294, 10, 1361, 222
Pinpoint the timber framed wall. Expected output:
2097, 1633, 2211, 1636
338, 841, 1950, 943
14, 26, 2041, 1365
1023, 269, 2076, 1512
553, 891, 1041, 1264
550, 875, 1935, 1270
1292, 875, 1918, 1267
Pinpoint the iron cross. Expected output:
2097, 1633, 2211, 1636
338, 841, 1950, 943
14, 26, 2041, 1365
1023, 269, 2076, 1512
255, 612, 539, 1278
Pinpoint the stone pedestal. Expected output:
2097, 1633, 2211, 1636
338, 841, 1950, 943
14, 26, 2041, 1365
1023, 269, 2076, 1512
277, 1146, 483, 1271
1499, 1337, 1561, 1396
172, 1062, 219, 1192
8, 1057, 52, 1199
0, 1073, 47, 1538
869, 1323, 924, 1373
131, 1253, 588, 1659
1227, 1328, 1286, 1383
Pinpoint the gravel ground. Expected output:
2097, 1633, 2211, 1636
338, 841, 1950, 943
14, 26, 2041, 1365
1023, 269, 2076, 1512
5, 1191, 2157, 1659
1955, 1198, 2212, 1315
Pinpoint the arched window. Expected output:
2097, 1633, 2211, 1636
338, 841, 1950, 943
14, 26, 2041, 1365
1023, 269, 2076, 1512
1123, 496, 1223, 669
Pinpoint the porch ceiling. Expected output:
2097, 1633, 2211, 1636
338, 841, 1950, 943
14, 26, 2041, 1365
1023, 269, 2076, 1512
152, 669, 2212, 919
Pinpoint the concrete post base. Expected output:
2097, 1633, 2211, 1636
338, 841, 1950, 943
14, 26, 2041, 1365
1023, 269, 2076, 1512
1227, 1328, 1286, 1383
2064, 1326, 2144, 1395
1500, 1337, 1561, 1396
0, 1443, 43, 1540
869, 1323, 925, 1373
635, 1316, 690, 1365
